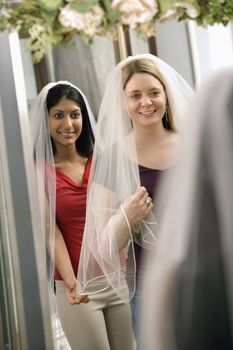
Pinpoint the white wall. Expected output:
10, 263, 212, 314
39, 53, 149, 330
155, 19, 233, 90
155, 20, 195, 88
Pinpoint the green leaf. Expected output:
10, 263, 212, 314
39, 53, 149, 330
51, 32, 64, 44
68, 0, 98, 13
157, 0, 178, 13
41, 10, 58, 28
101, 0, 121, 23
37, 0, 63, 12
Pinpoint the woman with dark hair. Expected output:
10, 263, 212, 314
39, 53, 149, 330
46, 84, 94, 157
31, 81, 139, 349
45, 83, 94, 304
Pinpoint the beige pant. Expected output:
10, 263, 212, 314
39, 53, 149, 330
56, 280, 136, 350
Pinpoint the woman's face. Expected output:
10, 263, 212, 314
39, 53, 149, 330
124, 73, 167, 128
48, 97, 83, 149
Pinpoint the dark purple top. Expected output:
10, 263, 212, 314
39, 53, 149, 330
134, 164, 164, 289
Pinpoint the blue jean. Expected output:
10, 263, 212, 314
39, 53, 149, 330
130, 290, 143, 350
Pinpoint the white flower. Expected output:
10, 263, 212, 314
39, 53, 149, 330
58, 5, 84, 30
112, 0, 158, 29
82, 5, 105, 36
58, 4, 104, 36
159, 1, 199, 22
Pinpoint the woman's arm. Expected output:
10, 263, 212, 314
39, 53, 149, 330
45, 198, 88, 305
110, 186, 153, 251
92, 184, 153, 252
54, 226, 89, 304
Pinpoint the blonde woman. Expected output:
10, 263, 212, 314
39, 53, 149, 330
78, 54, 193, 349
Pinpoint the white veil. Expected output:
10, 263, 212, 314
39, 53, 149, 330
77, 54, 194, 302
142, 67, 233, 349
30, 81, 96, 346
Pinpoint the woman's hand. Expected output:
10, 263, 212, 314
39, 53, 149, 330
65, 279, 89, 305
122, 186, 153, 227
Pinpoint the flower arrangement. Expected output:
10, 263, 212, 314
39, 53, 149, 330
0, 0, 232, 63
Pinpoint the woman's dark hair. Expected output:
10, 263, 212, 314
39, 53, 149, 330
46, 84, 95, 156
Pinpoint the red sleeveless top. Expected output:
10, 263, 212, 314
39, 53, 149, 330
54, 156, 92, 280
